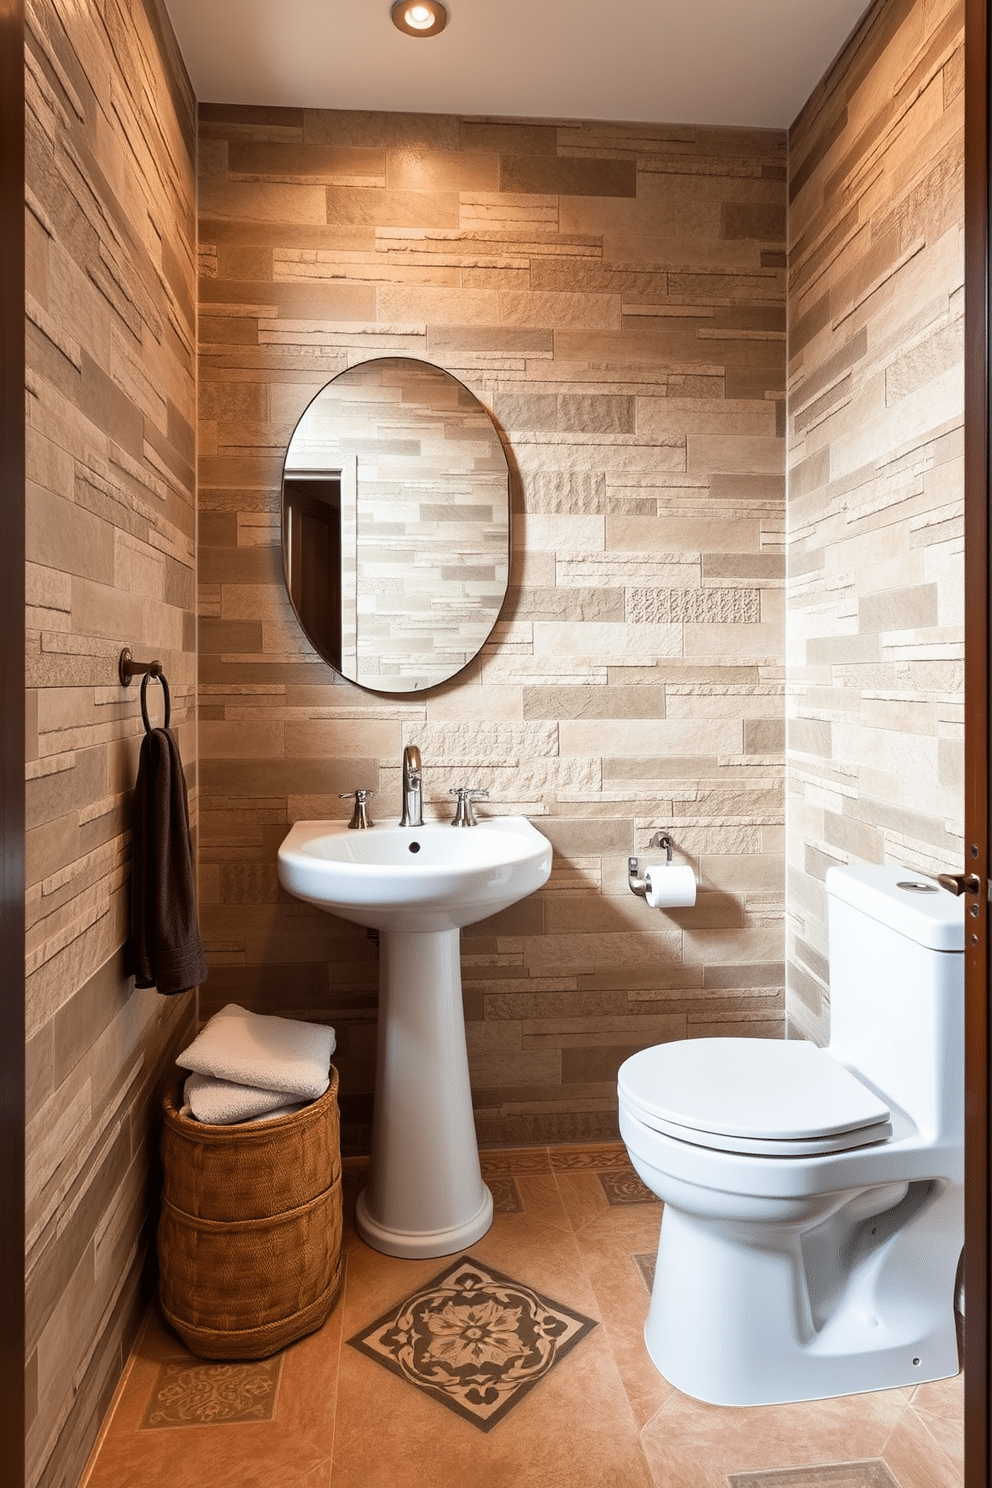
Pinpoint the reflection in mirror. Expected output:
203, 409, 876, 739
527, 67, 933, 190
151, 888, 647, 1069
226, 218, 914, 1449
282, 358, 510, 694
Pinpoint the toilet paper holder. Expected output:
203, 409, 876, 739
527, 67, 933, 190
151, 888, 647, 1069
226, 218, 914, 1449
628, 832, 674, 897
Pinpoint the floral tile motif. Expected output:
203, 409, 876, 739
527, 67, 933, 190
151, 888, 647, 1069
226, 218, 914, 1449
347, 1254, 598, 1431
727, 1464, 899, 1487
550, 1143, 631, 1172
139, 1360, 282, 1429
598, 1169, 659, 1206
633, 1252, 656, 1293
489, 1176, 524, 1213
480, 1148, 553, 1177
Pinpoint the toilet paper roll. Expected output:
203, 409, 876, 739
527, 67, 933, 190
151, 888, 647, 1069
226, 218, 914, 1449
643, 863, 696, 909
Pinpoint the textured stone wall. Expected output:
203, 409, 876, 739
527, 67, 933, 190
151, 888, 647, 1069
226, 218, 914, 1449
785, 0, 965, 1041
197, 108, 788, 1152
24, 0, 197, 1482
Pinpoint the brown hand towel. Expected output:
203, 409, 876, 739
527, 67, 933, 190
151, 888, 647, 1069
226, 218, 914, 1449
127, 727, 208, 996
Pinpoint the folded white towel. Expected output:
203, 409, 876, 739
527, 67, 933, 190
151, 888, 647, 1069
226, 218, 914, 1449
248, 1102, 309, 1123
183, 1072, 308, 1125
176, 1004, 335, 1100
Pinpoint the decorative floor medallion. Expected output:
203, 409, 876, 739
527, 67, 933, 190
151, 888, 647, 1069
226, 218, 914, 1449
139, 1360, 282, 1429
348, 1254, 598, 1431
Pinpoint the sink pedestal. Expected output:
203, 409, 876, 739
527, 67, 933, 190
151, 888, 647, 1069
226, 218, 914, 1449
278, 815, 553, 1257
355, 927, 493, 1258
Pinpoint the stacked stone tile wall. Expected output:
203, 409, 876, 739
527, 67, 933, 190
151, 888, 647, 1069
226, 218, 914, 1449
197, 108, 788, 1151
24, 0, 197, 1482
786, 0, 965, 1040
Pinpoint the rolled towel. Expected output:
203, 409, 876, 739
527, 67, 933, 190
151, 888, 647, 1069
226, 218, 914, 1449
183, 1072, 308, 1125
176, 1003, 336, 1100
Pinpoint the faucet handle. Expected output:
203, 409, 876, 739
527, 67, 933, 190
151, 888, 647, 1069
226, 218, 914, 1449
339, 789, 375, 830
449, 787, 488, 827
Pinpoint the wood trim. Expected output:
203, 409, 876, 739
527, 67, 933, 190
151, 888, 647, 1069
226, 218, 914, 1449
0, 0, 25, 1481
964, 2, 991, 1485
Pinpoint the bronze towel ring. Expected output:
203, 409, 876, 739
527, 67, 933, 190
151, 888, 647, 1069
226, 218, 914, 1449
118, 647, 172, 733
139, 669, 171, 733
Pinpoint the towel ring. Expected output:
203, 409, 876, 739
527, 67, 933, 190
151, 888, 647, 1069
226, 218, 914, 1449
140, 669, 171, 733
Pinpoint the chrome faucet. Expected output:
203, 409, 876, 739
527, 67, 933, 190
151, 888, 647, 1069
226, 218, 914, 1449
400, 744, 423, 827
449, 786, 488, 826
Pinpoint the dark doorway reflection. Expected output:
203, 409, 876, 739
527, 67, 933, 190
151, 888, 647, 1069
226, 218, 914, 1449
283, 476, 341, 669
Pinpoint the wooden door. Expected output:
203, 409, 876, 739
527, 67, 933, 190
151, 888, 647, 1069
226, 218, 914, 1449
964, 3, 991, 1484
0, 1, 25, 1484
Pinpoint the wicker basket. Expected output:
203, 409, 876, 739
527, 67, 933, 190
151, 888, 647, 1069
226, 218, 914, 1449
158, 1069, 343, 1360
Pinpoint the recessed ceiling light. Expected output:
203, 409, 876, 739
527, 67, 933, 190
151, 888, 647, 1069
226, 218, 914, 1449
391, 0, 447, 37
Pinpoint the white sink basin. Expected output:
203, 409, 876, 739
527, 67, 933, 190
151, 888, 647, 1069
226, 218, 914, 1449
277, 816, 553, 932
276, 812, 554, 1258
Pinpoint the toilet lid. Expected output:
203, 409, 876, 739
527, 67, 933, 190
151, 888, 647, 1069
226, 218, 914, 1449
618, 1039, 892, 1155
627, 1109, 892, 1157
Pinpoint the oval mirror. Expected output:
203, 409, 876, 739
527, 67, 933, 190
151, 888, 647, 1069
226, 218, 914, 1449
281, 357, 510, 694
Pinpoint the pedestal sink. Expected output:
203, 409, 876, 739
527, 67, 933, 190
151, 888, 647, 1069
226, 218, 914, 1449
277, 816, 553, 1257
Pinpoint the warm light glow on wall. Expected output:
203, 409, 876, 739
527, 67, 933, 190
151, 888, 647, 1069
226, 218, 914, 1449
390, 0, 448, 37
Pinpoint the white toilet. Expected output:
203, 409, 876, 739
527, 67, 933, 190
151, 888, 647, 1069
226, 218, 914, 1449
618, 864, 964, 1406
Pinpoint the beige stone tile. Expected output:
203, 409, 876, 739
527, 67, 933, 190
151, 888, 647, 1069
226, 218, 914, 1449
523, 931, 683, 978
880, 1396, 961, 1488
501, 154, 636, 199
522, 1012, 684, 1050
568, 1206, 673, 1428
425, 685, 523, 722
375, 284, 501, 326
904, 1368, 963, 1472
697, 854, 784, 893
684, 623, 783, 660
559, 193, 722, 242
199, 178, 330, 225
640, 1388, 909, 1488
229, 140, 385, 185
553, 1169, 630, 1234
560, 718, 742, 756
531, 622, 682, 663
386, 147, 497, 193
495, 1172, 575, 1233
274, 249, 459, 288
500, 289, 623, 331
514, 513, 606, 552
199, 720, 285, 758
303, 110, 459, 151
459, 191, 558, 231
543, 896, 674, 935
26, 487, 116, 583
639, 401, 779, 439
606, 513, 761, 552
284, 719, 402, 758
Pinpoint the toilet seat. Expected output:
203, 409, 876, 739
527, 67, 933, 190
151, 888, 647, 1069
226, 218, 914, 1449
619, 1039, 892, 1158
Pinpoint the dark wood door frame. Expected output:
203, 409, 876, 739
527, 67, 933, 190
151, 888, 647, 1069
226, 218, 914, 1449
964, 3, 991, 1486
0, 0, 25, 1484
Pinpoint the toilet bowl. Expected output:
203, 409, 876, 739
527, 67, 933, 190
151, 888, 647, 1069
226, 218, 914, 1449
618, 864, 964, 1406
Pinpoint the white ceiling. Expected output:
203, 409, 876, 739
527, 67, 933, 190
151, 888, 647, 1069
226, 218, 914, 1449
162, 0, 874, 131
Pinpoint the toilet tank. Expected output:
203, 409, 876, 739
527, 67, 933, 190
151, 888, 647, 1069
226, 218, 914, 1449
825, 864, 964, 1143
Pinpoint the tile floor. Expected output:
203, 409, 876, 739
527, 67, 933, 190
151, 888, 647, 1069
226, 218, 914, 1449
81, 1144, 963, 1488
